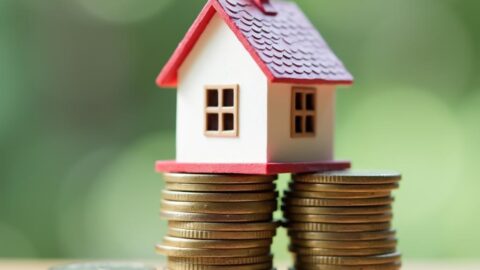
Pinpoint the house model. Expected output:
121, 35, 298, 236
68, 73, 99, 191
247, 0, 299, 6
155, 0, 353, 175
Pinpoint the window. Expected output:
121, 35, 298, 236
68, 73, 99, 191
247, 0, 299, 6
204, 85, 239, 137
291, 87, 316, 137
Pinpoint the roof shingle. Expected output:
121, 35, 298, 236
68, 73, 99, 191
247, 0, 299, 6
157, 0, 353, 87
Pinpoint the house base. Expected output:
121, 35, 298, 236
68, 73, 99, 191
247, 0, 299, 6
155, 160, 351, 175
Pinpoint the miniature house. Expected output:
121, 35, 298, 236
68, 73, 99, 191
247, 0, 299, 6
156, 0, 353, 175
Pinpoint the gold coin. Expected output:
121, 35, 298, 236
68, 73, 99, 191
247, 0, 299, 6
169, 221, 280, 231
163, 236, 272, 249
293, 170, 401, 184
283, 197, 393, 207
166, 183, 275, 192
295, 252, 401, 266
164, 173, 276, 184
166, 262, 272, 270
289, 245, 396, 256
168, 228, 276, 240
160, 210, 271, 222
282, 205, 392, 215
162, 190, 278, 202
168, 255, 273, 266
285, 190, 391, 199
156, 244, 270, 257
291, 183, 399, 193
284, 222, 391, 232
290, 238, 397, 249
292, 263, 401, 270
161, 200, 277, 214
284, 213, 393, 224
288, 230, 396, 241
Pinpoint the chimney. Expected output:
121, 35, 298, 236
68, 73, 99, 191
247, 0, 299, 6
253, 0, 277, 15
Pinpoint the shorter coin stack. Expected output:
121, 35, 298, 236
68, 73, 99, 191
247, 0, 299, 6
157, 173, 279, 270
283, 170, 402, 270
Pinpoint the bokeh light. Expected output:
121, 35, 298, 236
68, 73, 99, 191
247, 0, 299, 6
447, 90, 480, 257
76, 133, 172, 258
337, 87, 467, 257
56, 147, 120, 258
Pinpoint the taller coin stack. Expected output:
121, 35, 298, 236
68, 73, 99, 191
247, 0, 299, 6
283, 170, 402, 270
157, 173, 279, 270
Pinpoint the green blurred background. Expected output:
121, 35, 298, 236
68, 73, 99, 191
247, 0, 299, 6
1, 0, 479, 261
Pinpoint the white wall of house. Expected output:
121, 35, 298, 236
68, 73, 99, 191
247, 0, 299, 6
267, 83, 336, 162
176, 14, 269, 163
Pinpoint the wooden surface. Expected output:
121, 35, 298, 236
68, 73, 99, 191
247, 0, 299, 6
1, 261, 480, 270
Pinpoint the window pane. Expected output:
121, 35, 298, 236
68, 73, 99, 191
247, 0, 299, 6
295, 116, 303, 133
223, 113, 234, 131
306, 93, 315, 111
207, 89, 219, 107
306, 115, 314, 133
295, 92, 303, 110
207, 114, 219, 131
223, 89, 234, 107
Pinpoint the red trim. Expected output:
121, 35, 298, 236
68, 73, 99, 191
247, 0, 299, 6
156, 1, 216, 87
155, 160, 351, 175
157, 0, 278, 88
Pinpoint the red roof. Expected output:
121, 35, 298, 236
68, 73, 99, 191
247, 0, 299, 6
157, 0, 353, 88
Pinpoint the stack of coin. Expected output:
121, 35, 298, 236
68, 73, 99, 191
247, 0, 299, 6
157, 173, 279, 270
282, 170, 402, 270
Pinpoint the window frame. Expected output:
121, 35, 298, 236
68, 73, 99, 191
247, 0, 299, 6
291, 87, 317, 138
204, 84, 239, 137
